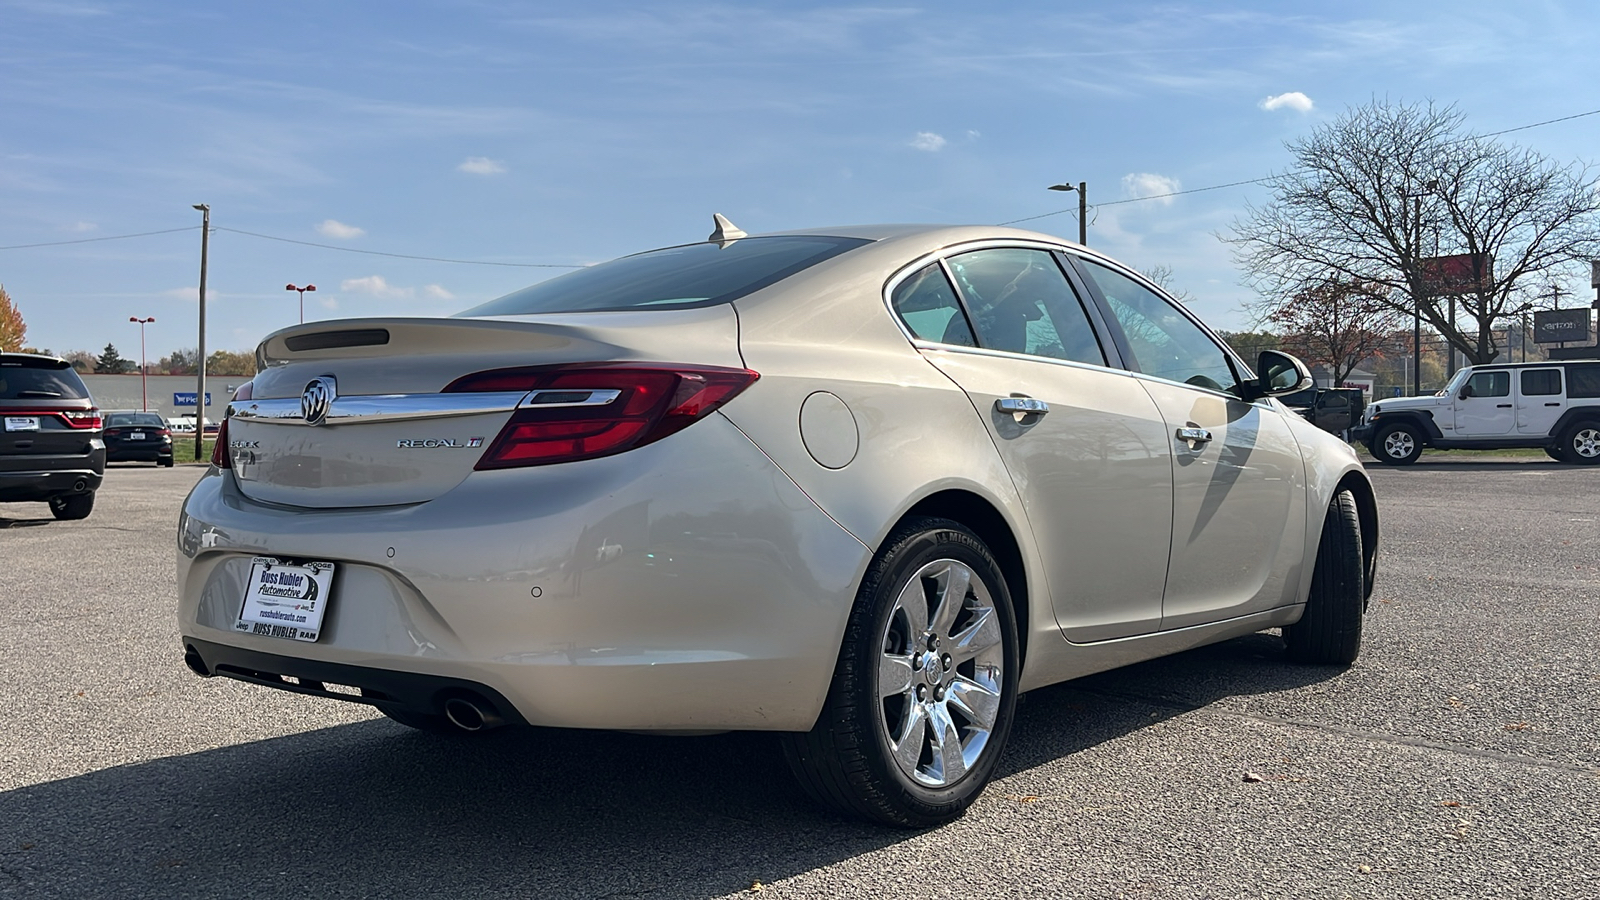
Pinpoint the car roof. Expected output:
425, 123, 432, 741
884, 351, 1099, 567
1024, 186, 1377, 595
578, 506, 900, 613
0, 352, 72, 367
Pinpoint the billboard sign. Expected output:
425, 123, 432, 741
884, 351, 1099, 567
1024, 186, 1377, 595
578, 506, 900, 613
173, 392, 213, 407
1420, 253, 1494, 295
1533, 309, 1592, 344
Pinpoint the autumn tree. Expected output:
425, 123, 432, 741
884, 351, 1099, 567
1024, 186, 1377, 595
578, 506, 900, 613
1259, 278, 1405, 385
1230, 99, 1600, 365
60, 350, 95, 372
0, 285, 24, 352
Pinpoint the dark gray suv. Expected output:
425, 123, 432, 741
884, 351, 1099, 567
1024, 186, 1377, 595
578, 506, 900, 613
1, 353, 105, 519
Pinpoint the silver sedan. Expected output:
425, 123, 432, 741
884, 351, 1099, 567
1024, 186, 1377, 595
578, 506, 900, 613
177, 222, 1377, 827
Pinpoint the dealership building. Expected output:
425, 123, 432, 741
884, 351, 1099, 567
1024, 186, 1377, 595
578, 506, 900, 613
79, 374, 248, 424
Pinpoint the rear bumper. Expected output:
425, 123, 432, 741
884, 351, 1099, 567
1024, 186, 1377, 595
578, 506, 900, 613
107, 444, 173, 462
182, 636, 527, 725
0, 467, 104, 502
175, 413, 871, 732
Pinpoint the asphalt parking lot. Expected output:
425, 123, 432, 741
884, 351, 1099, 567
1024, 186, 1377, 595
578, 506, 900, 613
2, 458, 1597, 899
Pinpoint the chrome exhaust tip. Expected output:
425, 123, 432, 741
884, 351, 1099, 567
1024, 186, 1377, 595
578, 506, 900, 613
443, 696, 503, 732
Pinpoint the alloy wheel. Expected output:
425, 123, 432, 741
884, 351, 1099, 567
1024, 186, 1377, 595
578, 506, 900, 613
1573, 427, 1600, 459
1383, 430, 1415, 459
877, 558, 1005, 788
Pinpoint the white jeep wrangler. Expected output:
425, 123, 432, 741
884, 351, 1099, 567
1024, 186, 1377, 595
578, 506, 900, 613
1352, 360, 1600, 465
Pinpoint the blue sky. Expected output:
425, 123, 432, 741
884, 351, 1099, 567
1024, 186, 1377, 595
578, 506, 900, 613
2, 0, 1597, 359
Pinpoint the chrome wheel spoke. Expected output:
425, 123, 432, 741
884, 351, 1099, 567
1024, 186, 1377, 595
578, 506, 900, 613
945, 675, 1001, 731
927, 704, 967, 783
893, 576, 929, 637
929, 563, 970, 639
879, 653, 915, 700
950, 606, 1000, 664
892, 703, 928, 772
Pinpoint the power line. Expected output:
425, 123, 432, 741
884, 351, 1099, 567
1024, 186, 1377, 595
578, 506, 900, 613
213, 227, 584, 268
999, 105, 1600, 227
0, 226, 199, 251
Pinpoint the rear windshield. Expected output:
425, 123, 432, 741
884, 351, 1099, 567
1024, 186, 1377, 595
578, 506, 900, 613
106, 412, 165, 427
0, 360, 90, 400
456, 235, 870, 317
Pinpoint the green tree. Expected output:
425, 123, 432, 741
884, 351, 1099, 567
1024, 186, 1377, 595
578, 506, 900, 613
0, 285, 25, 352
206, 349, 256, 376
159, 348, 198, 375
1215, 331, 1281, 364
95, 342, 134, 374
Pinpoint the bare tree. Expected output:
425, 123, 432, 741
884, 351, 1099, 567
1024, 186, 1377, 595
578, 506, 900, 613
0, 285, 24, 352
1229, 99, 1600, 364
1262, 278, 1405, 385
1139, 264, 1191, 303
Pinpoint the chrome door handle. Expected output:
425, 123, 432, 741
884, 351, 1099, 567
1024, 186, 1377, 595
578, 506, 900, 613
1176, 427, 1213, 448
996, 397, 1049, 416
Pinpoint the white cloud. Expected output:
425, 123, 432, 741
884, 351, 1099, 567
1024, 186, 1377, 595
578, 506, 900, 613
1121, 172, 1183, 205
458, 156, 506, 175
1259, 91, 1314, 113
66, 221, 97, 233
340, 275, 413, 299
965, 130, 981, 141
423, 284, 455, 300
316, 219, 366, 239
910, 131, 946, 152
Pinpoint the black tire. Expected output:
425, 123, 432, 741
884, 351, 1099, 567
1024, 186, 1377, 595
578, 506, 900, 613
1558, 420, 1600, 466
1545, 445, 1570, 463
1284, 490, 1365, 666
160, 457, 175, 468
1369, 422, 1423, 465
49, 491, 95, 521
781, 517, 1019, 828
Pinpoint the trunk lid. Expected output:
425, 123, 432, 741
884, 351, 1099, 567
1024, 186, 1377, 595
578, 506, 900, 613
227, 308, 744, 508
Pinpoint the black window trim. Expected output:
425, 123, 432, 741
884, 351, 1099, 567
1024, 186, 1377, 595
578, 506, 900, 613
880, 239, 1127, 372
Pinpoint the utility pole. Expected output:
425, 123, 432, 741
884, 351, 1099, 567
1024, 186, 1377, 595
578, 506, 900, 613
193, 204, 210, 459
1047, 181, 1088, 246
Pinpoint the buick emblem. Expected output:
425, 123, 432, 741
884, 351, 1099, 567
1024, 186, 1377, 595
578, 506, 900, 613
301, 376, 337, 425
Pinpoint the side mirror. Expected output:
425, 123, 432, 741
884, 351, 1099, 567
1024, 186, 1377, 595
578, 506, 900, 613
1244, 350, 1313, 400
1459, 385, 1474, 399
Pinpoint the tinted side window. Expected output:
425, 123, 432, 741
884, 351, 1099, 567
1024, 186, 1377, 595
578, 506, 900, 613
890, 264, 974, 347
944, 248, 1105, 365
1569, 364, 1600, 399
1078, 260, 1238, 394
1466, 371, 1510, 398
0, 362, 90, 400
1521, 369, 1562, 396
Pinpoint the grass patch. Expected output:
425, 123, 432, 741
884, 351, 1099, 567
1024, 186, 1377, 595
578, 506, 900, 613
172, 438, 216, 464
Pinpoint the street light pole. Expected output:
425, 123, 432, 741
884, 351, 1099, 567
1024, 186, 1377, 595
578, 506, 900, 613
1047, 181, 1088, 246
129, 316, 155, 411
285, 283, 316, 323
192, 203, 210, 459
1401, 181, 1438, 396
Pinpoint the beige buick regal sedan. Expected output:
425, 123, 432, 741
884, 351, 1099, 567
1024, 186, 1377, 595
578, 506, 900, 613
177, 221, 1378, 827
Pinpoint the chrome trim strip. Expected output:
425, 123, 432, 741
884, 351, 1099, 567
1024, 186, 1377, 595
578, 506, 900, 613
229, 391, 527, 425
519, 388, 621, 408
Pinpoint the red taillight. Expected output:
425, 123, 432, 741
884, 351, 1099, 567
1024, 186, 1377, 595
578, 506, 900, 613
444, 363, 759, 469
59, 408, 102, 429
211, 418, 230, 468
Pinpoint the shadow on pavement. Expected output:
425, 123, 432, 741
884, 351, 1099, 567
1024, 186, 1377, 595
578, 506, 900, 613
0, 634, 1344, 899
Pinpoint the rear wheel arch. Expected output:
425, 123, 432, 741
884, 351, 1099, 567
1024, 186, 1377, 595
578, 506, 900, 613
899, 490, 1029, 670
